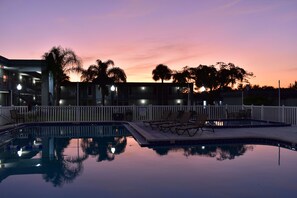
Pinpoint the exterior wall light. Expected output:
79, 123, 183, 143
17, 84, 22, 106
110, 85, 116, 92
17, 84, 22, 91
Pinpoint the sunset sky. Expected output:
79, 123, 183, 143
1, 0, 296, 87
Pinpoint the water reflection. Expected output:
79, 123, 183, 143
42, 138, 83, 187
81, 136, 127, 162
184, 144, 254, 160
0, 124, 130, 186
1, 124, 297, 189
152, 144, 253, 160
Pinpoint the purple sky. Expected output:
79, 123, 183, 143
1, 0, 297, 87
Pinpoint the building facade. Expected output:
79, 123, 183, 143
0, 55, 46, 106
59, 82, 194, 106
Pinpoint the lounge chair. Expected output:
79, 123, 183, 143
149, 111, 181, 129
143, 110, 171, 126
175, 114, 214, 136
159, 112, 192, 133
10, 109, 25, 123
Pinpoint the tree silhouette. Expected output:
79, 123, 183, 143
151, 144, 253, 160
172, 66, 190, 84
216, 62, 253, 89
183, 144, 253, 161
81, 136, 127, 162
80, 59, 127, 105
289, 81, 297, 89
43, 46, 82, 105
189, 65, 218, 91
152, 64, 172, 83
42, 138, 84, 187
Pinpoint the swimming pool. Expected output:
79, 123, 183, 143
208, 119, 291, 128
1, 124, 297, 198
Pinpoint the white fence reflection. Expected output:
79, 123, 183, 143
1, 105, 297, 125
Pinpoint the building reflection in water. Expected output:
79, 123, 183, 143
0, 124, 130, 186
1, 124, 296, 186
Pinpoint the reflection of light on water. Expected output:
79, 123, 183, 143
36, 163, 41, 167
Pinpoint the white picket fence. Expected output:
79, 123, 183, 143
1, 105, 297, 125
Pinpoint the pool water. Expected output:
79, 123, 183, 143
0, 124, 297, 198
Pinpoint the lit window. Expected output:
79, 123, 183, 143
3, 75, 7, 82
203, 100, 207, 106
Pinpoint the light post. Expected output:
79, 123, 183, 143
17, 84, 22, 106
241, 84, 250, 109
278, 80, 281, 121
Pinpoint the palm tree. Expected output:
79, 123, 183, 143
43, 46, 81, 105
152, 64, 172, 83
80, 59, 127, 105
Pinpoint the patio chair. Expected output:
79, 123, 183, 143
159, 112, 192, 133
10, 109, 25, 123
149, 111, 181, 129
175, 114, 214, 137
143, 110, 171, 126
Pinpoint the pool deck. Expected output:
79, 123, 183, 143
129, 121, 297, 147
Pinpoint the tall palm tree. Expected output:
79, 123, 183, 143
43, 46, 81, 105
152, 64, 172, 83
80, 59, 127, 105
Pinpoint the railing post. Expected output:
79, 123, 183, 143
251, 104, 253, 119
225, 104, 228, 119
76, 106, 80, 122
261, 105, 264, 120
133, 104, 136, 121
149, 104, 152, 121
282, 105, 285, 123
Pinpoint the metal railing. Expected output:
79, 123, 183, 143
1, 105, 297, 125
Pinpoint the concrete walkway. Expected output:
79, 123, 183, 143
129, 121, 297, 147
